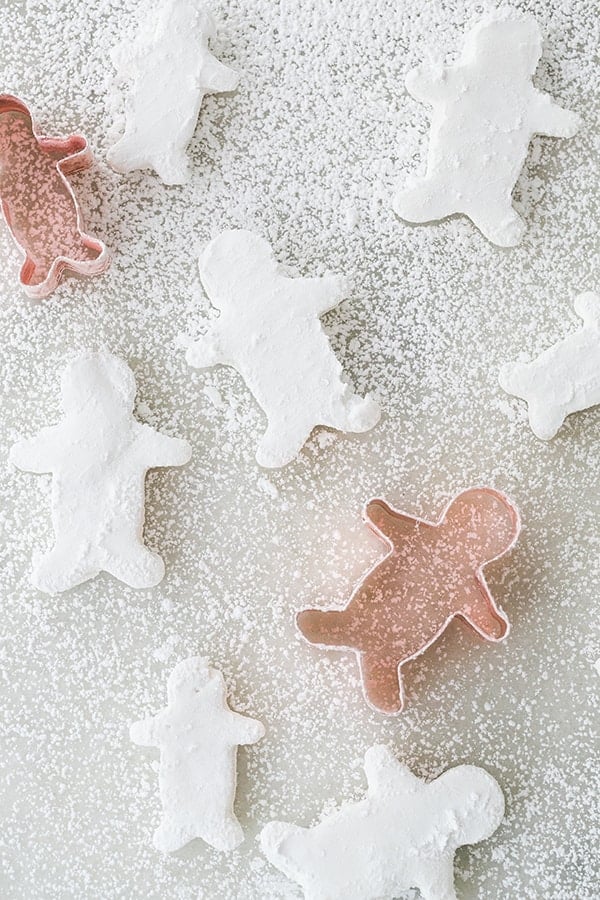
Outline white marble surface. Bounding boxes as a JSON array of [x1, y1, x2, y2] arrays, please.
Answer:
[[0, 1, 597, 898]]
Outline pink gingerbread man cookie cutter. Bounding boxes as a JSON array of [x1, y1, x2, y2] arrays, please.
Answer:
[[297, 488, 521, 715], [0, 95, 109, 299]]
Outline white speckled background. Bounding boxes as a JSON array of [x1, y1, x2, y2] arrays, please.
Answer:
[[0, 0, 598, 898]]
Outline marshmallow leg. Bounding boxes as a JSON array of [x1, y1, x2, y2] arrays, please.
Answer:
[[417, 861, 458, 900], [470, 201, 525, 247], [256, 421, 311, 468], [394, 177, 457, 224], [106, 135, 147, 174], [527, 401, 565, 440], [202, 818, 244, 852], [153, 150, 190, 187], [155, 815, 243, 853], [109, 136, 190, 185], [32, 542, 99, 594], [328, 395, 381, 435], [153, 817, 191, 854], [104, 544, 165, 589]]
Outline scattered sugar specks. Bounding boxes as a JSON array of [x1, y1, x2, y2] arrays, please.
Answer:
[[153, 634, 180, 663], [0, 0, 598, 899], [257, 477, 279, 500]]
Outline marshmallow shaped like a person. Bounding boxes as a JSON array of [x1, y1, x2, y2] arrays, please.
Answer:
[[107, 0, 239, 184], [261, 744, 505, 900], [499, 292, 600, 439], [185, 230, 381, 468], [10, 351, 191, 594], [394, 10, 580, 246], [131, 657, 265, 853]]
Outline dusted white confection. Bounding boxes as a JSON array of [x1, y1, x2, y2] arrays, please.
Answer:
[[395, 10, 580, 246], [107, 0, 239, 184], [130, 657, 264, 853], [185, 229, 380, 468], [10, 350, 191, 592], [261, 744, 504, 900], [499, 291, 600, 439]]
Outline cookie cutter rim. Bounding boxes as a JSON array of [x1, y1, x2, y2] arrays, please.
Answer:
[[296, 486, 521, 715], [0, 93, 110, 299]]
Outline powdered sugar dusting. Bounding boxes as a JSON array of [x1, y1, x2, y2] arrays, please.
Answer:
[[0, 0, 598, 898]]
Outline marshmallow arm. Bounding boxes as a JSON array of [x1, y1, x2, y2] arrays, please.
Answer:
[[186, 327, 228, 369], [291, 274, 347, 317], [200, 54, 239, 93], [137, 425, 192, 468], [130, 713, 161, 747], [364, 745, 422, 795], [531, 91, 581, 137], [225, 710, 265, 745], [10, 425, 62, 473], [406, 63, 459, 106]]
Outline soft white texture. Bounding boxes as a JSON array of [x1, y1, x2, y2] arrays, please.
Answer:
[[499, 292, 600, 439], [10, 350, 191, 593], [394, 9, 580, 246], [130, 657, 265, 853], [0, 2, 597, 897], [260, 744, 504, 900], [185, 229, 381, 467], [107, 0, 239, 184]]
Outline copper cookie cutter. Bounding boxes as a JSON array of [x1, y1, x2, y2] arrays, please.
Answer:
[[0, 94, 109, 298], [297, 487, 521, 714]]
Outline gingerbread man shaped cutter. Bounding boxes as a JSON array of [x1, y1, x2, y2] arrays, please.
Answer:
[[0, 94, 109, 299], [297, 487, 521, 714]]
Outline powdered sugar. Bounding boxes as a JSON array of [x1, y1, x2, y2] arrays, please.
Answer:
[[0, 0, 598, 898]]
